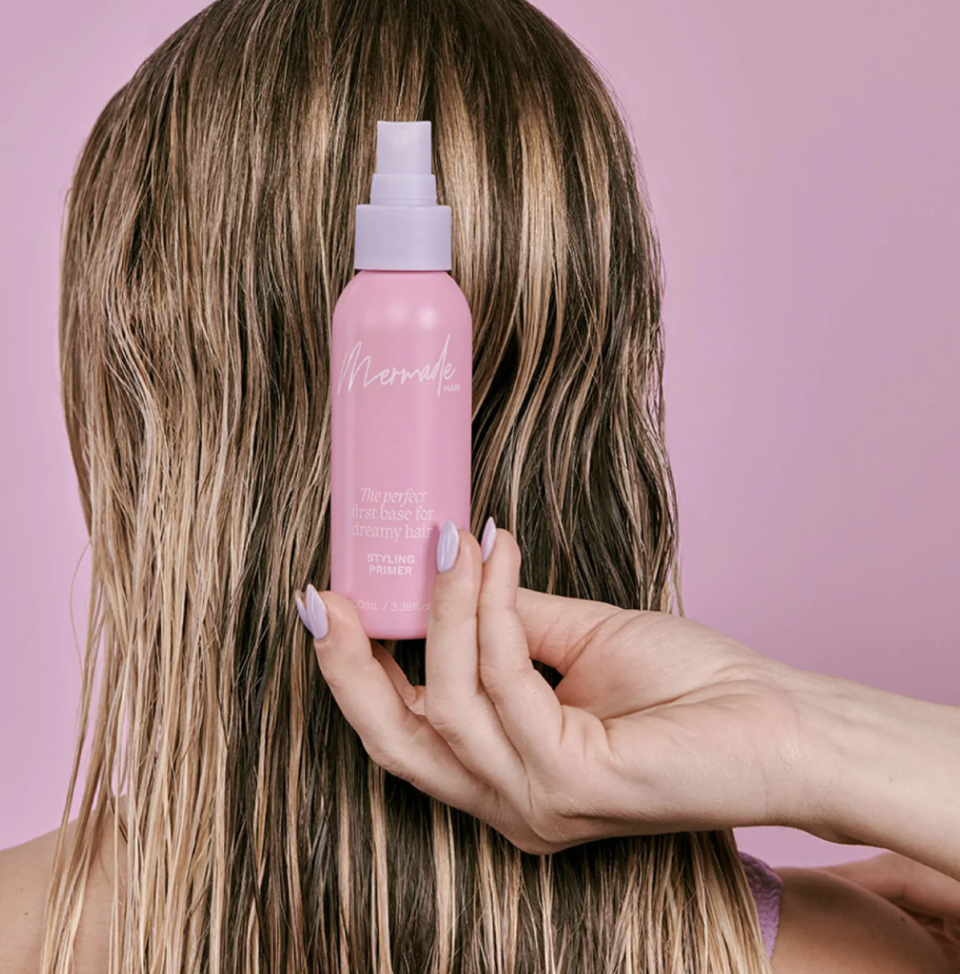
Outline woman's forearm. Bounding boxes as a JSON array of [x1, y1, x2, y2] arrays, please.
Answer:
[[779, 664, 960, 880]]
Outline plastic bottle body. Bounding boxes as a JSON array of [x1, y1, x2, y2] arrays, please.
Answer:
[[330, 269, 472, 639]]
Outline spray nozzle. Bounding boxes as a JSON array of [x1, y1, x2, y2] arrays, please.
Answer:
[[354, 119, 451, 270], [376, 121, 433, 174], [369, 120, 438, 206]]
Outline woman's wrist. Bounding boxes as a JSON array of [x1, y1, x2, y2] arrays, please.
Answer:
[[771, 660, 960, 880]]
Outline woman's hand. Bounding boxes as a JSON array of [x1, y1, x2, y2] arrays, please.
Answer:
[[825, 853, 960, 967], [300, 522, 814, 854]]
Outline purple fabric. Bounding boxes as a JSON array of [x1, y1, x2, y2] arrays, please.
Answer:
[[739, 851, 783, 958]]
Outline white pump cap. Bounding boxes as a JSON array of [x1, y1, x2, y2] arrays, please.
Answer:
[[354, 121, 452, 270]]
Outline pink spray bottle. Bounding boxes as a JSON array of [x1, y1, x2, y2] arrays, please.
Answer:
[[330, 120, 472, 640]]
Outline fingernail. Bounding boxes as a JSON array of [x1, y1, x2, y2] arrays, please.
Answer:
[[295, 584, 329, 640], [436, 518, 460, 572], [480, 516, 497, 563]]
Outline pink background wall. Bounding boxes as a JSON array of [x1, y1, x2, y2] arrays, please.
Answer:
[[1, 0, 957, 870]]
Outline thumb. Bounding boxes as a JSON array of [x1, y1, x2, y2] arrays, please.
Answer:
[[297, 585, 424, 746], [295, 585, 375, 692]]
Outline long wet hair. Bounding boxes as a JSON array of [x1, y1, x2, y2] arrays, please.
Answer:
[[45, 0, 771, 970]]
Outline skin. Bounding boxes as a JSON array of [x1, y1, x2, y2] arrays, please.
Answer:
[[824, 854, 960, 967], [2, 523, 958, 970], [0, 812, 122, 974], [773, 867, 954, 973]]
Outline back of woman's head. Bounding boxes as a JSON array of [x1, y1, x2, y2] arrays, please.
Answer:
[[49, 0, 770, 970]]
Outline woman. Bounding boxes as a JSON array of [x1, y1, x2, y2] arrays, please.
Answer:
[[0, 0, 952, 970]]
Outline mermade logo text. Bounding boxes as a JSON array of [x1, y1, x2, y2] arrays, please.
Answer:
[[337, 333, 460, 397]]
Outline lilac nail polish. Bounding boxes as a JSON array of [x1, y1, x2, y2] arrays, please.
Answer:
[[296, 584, 329, 640], [480, 516, 497, 562], [436, 518, 460, 572]]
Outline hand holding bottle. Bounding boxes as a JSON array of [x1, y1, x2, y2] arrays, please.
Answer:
[[302, 520, 821, 854], [300, 521, 960, 878]]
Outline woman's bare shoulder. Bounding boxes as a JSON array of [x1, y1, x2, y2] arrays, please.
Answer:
[[0, 801, 126, 974], [773, 866, 952, 974], [0, 821, 68, 973]]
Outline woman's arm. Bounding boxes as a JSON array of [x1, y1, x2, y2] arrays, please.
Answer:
[[778, 664, 960, 881], [304, 524, 960, 884]]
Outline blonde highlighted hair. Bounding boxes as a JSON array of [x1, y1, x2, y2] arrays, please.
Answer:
[[46, 0, 771, 970]]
